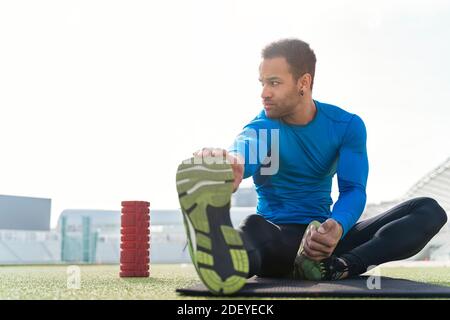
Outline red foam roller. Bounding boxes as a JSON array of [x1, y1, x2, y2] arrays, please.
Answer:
[[120, 231, 150, 237], [120, 271, 149, 277], [121, 215, 150, 227], [120, 248, 149, 255], [120, 264, 149, 272], [121, 212, 150, 220], [121, 215, 147, 227], [121, 235, 150, 242], [122, 223, 150, 230], [121, 215, 136, 227], [121, 201, 150, 207], [121, 249, 149, 258], [121, 207, 150, 214], [121, 242, 150, 249], [120, 256, 150, 264], [121, 226, 150, 234]]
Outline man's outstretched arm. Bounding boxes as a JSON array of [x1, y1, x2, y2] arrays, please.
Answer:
[[303, 114, 369, 261], [331, 114, 369, 238]]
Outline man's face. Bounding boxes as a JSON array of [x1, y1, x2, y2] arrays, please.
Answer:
[[259, 57, 300, 119]]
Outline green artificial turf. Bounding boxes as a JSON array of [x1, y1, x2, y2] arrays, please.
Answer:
[[0, 264, 449, 300]]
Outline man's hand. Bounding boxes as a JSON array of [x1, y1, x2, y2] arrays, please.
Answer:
[[193, 148, 244, 192], [303, 218, 343, 262]]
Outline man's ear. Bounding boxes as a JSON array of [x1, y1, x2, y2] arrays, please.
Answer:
[[299, 73, 312, 90]]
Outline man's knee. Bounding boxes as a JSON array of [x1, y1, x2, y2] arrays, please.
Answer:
[[412, 197, 448, 232], [238, 214, 279, 247], [239, 214, 276, 231], [239, 214, 265, 227]]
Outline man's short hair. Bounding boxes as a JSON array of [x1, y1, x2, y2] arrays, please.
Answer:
[[262, 39, 316, 90]]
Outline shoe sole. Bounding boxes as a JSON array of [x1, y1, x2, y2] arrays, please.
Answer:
[[176, 157, 249, 295], [294, 220, 323, 280]]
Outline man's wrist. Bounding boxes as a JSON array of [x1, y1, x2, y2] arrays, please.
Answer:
[[330, 218, 344, 239]]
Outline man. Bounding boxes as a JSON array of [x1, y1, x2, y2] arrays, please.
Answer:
[[175, 39, 448, 295]]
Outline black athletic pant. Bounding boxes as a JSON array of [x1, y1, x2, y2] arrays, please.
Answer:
[[237, 197, 448, 278]]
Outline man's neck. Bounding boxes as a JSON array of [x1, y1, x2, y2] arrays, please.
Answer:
[[282, 99, 317, 125]]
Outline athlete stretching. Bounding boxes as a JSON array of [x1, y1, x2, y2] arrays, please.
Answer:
[[175, 39, 448, 295]]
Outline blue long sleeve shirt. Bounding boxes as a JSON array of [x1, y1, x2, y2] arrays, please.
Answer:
[[228, 100, 369, 237]]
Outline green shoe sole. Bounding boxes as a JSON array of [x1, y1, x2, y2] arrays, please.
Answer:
[[294, 220, 324, 281], [176, 157, 249, 295]]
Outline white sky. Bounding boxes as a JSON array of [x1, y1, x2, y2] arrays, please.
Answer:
[[0, 0, 449, 228]]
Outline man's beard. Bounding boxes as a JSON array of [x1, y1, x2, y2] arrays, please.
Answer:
[[264, 102, 296, 119]]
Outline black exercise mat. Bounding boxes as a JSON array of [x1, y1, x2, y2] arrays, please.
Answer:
[[176, 276, 450, 298]]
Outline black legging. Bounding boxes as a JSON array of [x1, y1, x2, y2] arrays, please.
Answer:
[[237, 197, 448, 278]]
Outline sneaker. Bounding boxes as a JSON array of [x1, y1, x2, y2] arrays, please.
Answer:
[[293, 220, 348, 281], [176, 157, 249, 295]]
